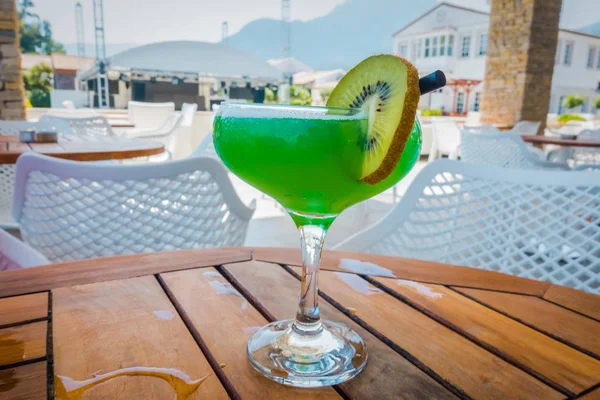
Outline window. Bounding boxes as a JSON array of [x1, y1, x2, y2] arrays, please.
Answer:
[[398, 44, 408, 58], [440, 36, 446, 56], [448, 35, 454, 56], [473, 92, 481, 112], [479, 34, 488, 56], [432, 37, 438, 57], [417, 39, 422, 58], [456, 92, 465, 113], [587, 47, 597, 69], [461, 36, 471, 58], [563, 41, 574, 66], [558, 95, 565, 114], [425, 38, 430, 58], [555, 41, 562, 65]]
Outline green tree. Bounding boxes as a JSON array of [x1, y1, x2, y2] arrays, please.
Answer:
[[562, 94, 585, 110], [18, 0, 65, 55], [320, 88, 332, 103], [23, 63, 52, 107], [290, 85, 312, 106]]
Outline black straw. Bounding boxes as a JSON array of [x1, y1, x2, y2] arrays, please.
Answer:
[[419, 70, 446, 95]]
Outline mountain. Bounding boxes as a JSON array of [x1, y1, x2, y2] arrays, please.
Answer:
[[62, 43, 139, 58], [577, 22, 600, 37], [225, 0, 437, 70]]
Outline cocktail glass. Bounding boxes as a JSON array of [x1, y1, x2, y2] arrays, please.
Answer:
[[213, 102, 421, 387]]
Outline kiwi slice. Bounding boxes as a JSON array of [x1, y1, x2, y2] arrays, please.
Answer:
[[327, 55, 420, 184]]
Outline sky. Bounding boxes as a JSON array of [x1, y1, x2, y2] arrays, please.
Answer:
[[33, 0, 600, 46]]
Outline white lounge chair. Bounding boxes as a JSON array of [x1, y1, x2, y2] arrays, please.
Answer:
[[509, 121, 541, 136], [40, 115, 115, 136], [461, 131, 568, 170], [0, 229, 49, 270], [547, 129, 600, 167], [428, 120, 461, 161], [335, 159, 600, 294], [127, 101, 175, 131], [0, 120, 73, 229], [13, 153, 255, 262]]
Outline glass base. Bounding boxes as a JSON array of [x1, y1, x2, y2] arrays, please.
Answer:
[[247, 319, 367, 387]]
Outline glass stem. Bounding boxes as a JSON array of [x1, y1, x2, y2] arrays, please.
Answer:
[[293, 224, 328, 335]]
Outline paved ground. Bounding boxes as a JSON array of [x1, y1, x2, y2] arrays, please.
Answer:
[[234, 160, 428, 249]]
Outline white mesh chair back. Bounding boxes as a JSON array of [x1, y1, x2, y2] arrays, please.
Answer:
[[13, 153, 255, 262], [461, 131, 568, 170], [335, 159, 600, 293], [0, 229, 49, 270], [510, 121, 541, 136], [128, 101, 175, 130], [40, 115, 115, 136], [181, 103, 198, 128], [462, 124, 499, 134], [0, 121, 73, 228]]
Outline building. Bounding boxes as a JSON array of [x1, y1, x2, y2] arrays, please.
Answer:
[[22, 53, 94, 90], [392, 2, 600, 115], [80, 41, 285, 110]]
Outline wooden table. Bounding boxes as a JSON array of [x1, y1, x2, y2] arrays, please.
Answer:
[[108, 120, 135, 128], [0, 248, 598, 400], [0, 134, 164, 163], [521, 135, 600, 148]]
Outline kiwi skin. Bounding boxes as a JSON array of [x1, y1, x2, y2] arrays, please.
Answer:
[[361, 55, 420, 185]]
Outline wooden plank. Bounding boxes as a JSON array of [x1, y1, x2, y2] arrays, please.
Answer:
[[160, 267, 341, 400], [222, 261, 459, 399], [543, 285, 600, 321], [454, 287, 600, 357], [578, 386, 600, 399], [0, 362, 47, 400], [253, 248, 550, 296], [0, 248, 251, 297], [299, 268, 563, 400], [0, 293, 47, 327], [0, 322, 46, 367], [52, 275, 228, 399], [6, 141, 31, 153], [372, 276, 600, 395]]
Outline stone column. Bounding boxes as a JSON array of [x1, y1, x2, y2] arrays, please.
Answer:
[[0, 0, 25, 120], [481, 0, 562, 132]]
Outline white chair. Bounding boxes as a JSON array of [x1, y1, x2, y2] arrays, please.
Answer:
[[13, 153, 255, 262], [47, 108, 98, 118], [547, 129, 600, 167], [335, 159, 600, 294], [192, 132, 219, 160], [0, 229, 49, 270], [0, 120, 73, 229], [123, 113, 183, 161], [461, 131, 568, 170], [127, 101, 175, 131], [509, 121, 541, 136], [62, 100, 75, 109], [171, 103, 198, 160], [462, 124, 499, 134], [428, 120, 461, 161], [40, 115, 115, 136]]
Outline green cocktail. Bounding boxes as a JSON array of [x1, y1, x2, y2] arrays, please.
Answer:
[[213, 104, 421, 227], [213, 102, 422, 388]]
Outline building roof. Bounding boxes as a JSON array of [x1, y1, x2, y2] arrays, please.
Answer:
[[51, 54, 95, 73], [21, 54, 51, 70], [105, 41, 283, 81], [21, 53, 95, 73], [393, 2, 600, 40], [293, 69, 345, 85], [267, 57, 314, 75]]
